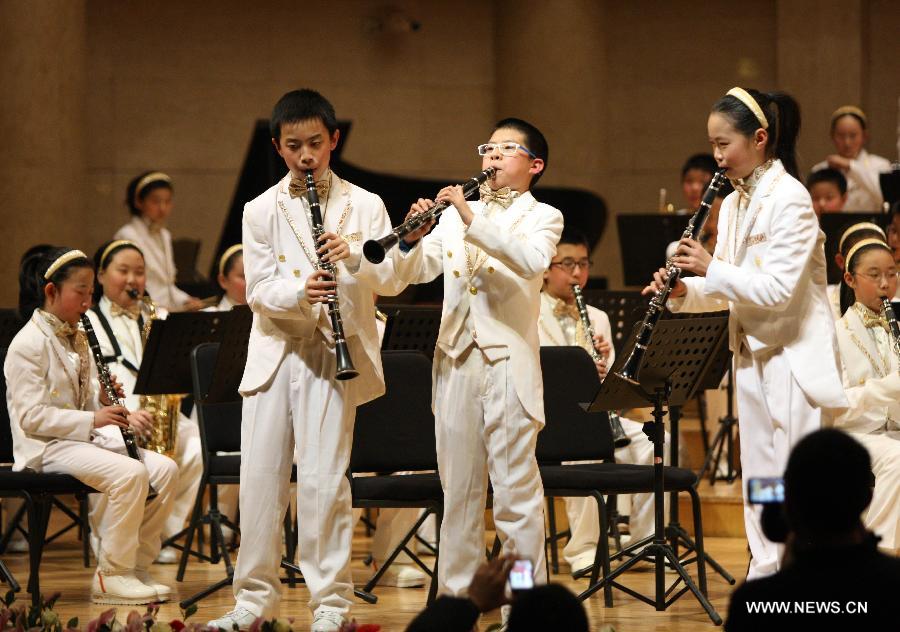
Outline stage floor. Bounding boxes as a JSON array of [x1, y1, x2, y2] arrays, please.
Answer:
[[1, 524, 749, 631]]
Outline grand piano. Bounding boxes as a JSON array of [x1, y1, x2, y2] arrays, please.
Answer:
[[210, 120, 610, 301]]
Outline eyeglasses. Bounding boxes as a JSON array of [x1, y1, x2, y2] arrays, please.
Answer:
[[476, 142, 536, 158], [854, 270, 900, 283], [550, 258, 592, 273]]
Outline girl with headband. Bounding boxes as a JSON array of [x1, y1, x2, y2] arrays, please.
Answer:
[[826, 222, 889, 318], [5, 246, 177, 604], [86, 240, 203, 564], [832, 237, 900, 553], [213, 244, 247, 311], [645, 87, 848, 580], [812, 106, 892, 211], [114, 171, 204, 312]]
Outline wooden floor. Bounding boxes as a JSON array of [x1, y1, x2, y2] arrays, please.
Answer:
[[1, 512, 749, 632]]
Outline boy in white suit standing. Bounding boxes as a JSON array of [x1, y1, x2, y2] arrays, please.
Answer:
[[394, 118, 563, 598], [208, 89, 405, 632], [646, 88, 848, 579]]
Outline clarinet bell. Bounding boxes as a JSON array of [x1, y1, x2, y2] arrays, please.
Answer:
[[335, 344, 359, 381]]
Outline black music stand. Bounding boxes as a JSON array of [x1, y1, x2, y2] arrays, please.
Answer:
[[617, 215, 693, 286], [382, 306, 442, 356], [880, 170, 900, 209], [133, 309, 251, 397], [585, 317, 729, 624]]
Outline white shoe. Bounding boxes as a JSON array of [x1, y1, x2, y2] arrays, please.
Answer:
[[155, 547, 179, 564], [311, 609, 346, 632], [207, 607, 258, 631], [135, 569, 172, 601], [568, 550, 597, 577], [91, 571, 158, 605], [6, 537, 28, 553], [374, 563, 426, 588]]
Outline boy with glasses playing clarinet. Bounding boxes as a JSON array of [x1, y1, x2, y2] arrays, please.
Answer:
[[393, 118, 563, 610]]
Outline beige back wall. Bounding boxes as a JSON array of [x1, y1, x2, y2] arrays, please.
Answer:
[[2, 0, 898, 307]]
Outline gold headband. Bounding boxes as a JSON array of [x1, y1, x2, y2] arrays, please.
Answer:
[[44, 249, 88, 280], [100, 240, 142, 269], [845, 238, 891, 272], [726, 87, 768, 130], [831, 105, 867, 125], [135, 171, 172, 199], [218, 244, 243, 277], [838, 222, 886, 253]]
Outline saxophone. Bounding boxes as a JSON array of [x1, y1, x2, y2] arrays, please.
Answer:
[[138, 294, 181, 458]]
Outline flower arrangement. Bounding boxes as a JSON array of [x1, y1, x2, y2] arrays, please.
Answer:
[[0, 592, 379, 632]]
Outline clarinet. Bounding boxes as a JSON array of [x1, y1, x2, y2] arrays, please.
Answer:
[[881, 297, 900, 364], [363, 167, 496, 264], [572, 284, 631, 448], [80, 314, 158, 500], [304, 171, 359, 380], [616, 170, 727, 385]]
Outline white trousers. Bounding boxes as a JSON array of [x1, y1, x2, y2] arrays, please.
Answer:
[[852, 431, 900, 551], [735, 346, 821, 579], [434, 347, 546, 597], [563, 417, 669, 567], [233, 336, 357, 619], [43, 438, 178, 573], [163, 413, 203, 537]]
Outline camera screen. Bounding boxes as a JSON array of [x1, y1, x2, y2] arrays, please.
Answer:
[[509, 559, 534, 591], [748, 477, 785, 504]]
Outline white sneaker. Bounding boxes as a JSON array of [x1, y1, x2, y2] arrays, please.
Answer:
[[207, 607, 258, 631], [310, 609, 346, 632], [568, 550, 597, 577], [374, 563, 426, 588], [155, 547, 179, 564], [135, 569, 172, 601], [6, 537, 28, 553], [91, 571, 158, 605]]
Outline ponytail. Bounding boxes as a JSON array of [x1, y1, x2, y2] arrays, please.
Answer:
[[18, 246, 93, 319], [712, 89, 802, 178]]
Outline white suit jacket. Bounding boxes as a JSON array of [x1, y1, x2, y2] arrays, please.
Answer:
[[4, 312, 101, 471], [812, 149, 892, 212], [537, 291, 614, 365], [115, 217, 192, 311], [392, 192, 564, 420], [239, 172, 406, 405], [670, 160, 847, 410], [833, 306, 900, 435]]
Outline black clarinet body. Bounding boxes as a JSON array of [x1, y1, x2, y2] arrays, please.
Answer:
[[571, 284, 631, 448], [304, 171, 359, 381], [80, 314, 158, 500], [616, 169, 727, 385], [362, 167, 496, 264]]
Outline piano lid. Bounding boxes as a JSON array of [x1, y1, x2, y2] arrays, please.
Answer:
[[211, 121, 609, 297]]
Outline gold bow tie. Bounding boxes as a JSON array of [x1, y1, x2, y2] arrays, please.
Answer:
[[53, 321, 88, 351], [860, 310, 889, 332], [553, 299, 580, 321], [288, 174, 331, 200], [479, 182, 515, 209], [110, 302, 141, 320]]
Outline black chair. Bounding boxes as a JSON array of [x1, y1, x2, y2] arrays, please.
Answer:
[[350, 350, 443, 603], [536, 347, 709, 607], [0, 347, 96, 607]]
